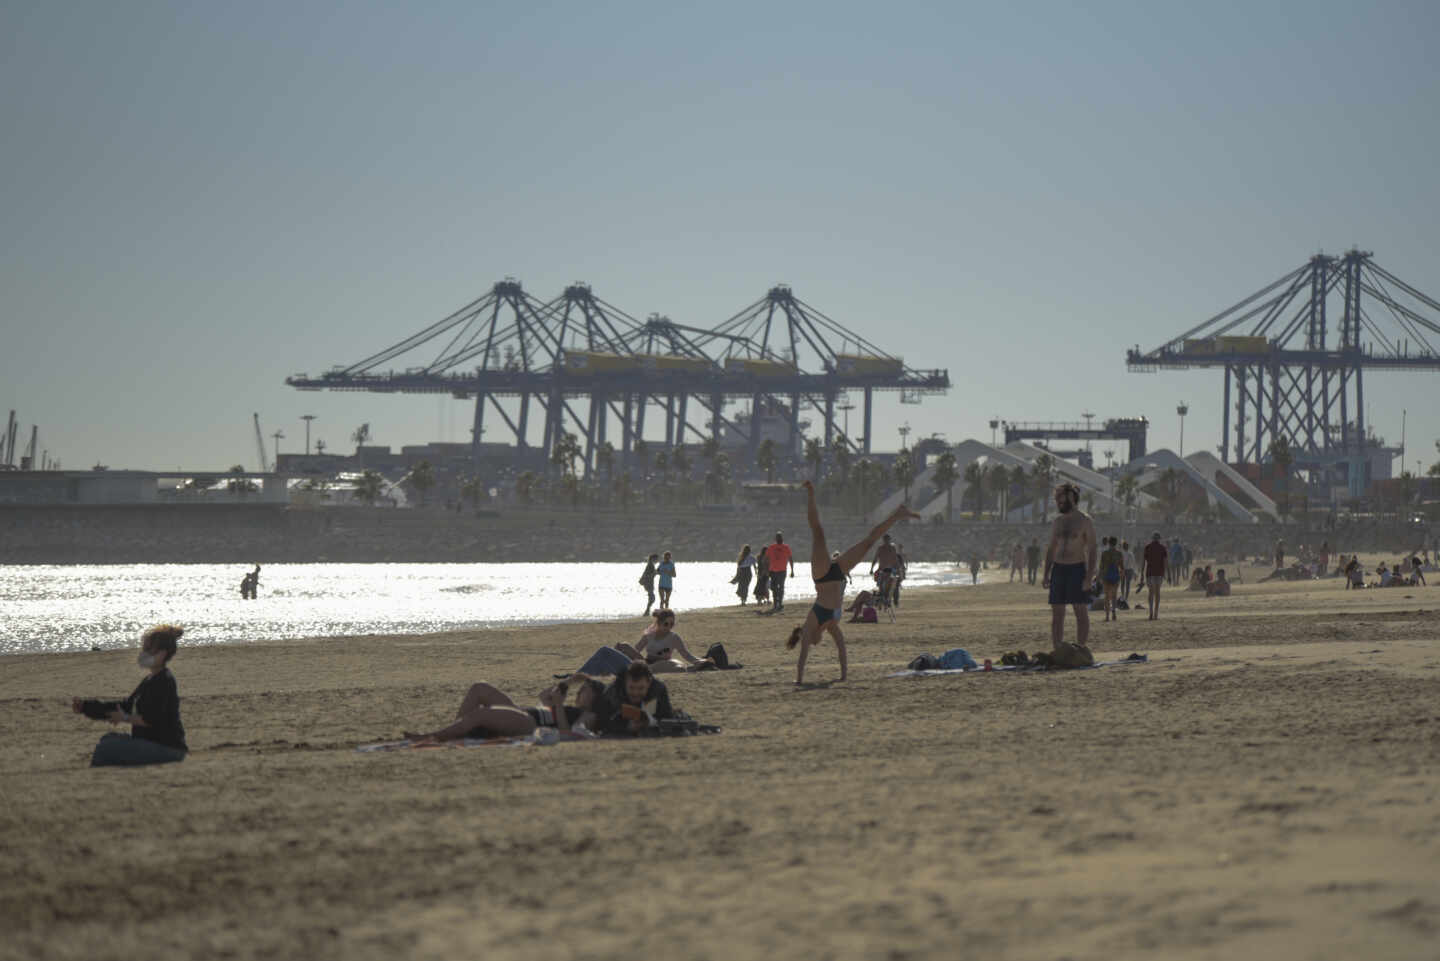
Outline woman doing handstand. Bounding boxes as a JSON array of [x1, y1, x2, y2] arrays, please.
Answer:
[[787, 480, 920, 685]]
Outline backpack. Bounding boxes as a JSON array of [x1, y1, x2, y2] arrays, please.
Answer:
[[907, 654, 943, 671], [704, 643, 730, 669], [859, 605, 878, 623]]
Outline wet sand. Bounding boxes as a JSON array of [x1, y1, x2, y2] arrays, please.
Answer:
[[4, 566, 1439, 961]]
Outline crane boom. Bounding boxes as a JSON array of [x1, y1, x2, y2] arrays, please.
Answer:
[[253, 413, 269, 472]]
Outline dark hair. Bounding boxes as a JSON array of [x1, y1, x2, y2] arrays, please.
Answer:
[[737, 544, 751, 563], [625, 661, 653, 682], [572, 674, 606, 706], [142, 624, 183, 663], [653, 608, 675, 625], [1055, 482, 1080, 501], [786, 625, 803, 649]]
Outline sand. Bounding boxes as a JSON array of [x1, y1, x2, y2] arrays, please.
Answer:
[[3, 566, 1439, 961]]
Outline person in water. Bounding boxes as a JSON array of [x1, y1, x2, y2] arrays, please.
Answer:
[[72, 624, 188, 767], [787, 480, 920, 685]]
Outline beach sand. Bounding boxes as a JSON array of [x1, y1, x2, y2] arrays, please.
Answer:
[[3, 567, 1439, 961]]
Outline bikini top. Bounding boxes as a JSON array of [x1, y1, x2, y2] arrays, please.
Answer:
[[815, 562, 845, 585]]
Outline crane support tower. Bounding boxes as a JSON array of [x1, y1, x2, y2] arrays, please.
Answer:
[[286, 279, 949, 474], [1127, 249, 1440, 495]]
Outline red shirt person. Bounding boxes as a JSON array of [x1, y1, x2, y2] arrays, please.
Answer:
[[1141, 532, 1168, 621], [765, 532, 796, 613]]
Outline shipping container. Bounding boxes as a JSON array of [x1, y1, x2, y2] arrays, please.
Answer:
[[644, 354, 714, 374], [835, 353, 905, 375], [562, 350, 642, 372], [724, 357, 797, 377], [1216, 335, 1270, 354], [1183, 338, 1216, 355]]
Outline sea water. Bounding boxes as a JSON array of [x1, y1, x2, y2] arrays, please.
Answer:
[[0, 562, 979, 655]]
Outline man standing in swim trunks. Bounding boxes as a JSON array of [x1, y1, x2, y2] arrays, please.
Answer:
[[766, 531, 794, 613], [869, 534, 901, 603], [1041, 483, 1097, 656]]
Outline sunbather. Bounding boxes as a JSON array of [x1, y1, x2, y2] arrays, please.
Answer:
[[403, 675, 605, 743], [617, 609, 714, 673], [787, 480, 919, 685]]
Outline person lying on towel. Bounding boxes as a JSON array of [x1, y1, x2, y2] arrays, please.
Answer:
[[403, 675, 606, 743]]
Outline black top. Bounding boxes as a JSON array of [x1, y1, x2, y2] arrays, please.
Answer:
[[81, 669, 187, 752], [639, 561, 657, 588], [814, 562, 845, 585], [594, 677, 675, 735]]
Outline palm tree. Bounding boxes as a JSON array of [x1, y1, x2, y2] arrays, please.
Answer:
[[596, 441, 616, 483], [963, 461, 987, 520], [892, 448, 916, 505], [460, 475, 486, 510], [756, 438, 777, 483], [351, 423, 371, 452], [406, 460, 435, 507], [832, 435, 853, 485], [515, 470, 539, 505], [804, 437, 824, 481], [989, 465, 1011, 521], [671, 446, 691, 480], [1031, 454, 1055, 521], [1115, 472, 1139, 518], [1268, 437, 1294, 517], [932, 451, 959, 522], [355, 469, 384, 506]]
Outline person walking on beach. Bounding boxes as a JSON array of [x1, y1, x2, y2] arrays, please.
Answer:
[[1120, 539, 1135, 602], [656, 551, 677, 609], [1143, 532, 1168, 620], [1010, 543, 1024, 582], [71, 624, 188, 767], [1042, 483, 1097, 664], [1098, 536, 1125, 622], [787, 480, 919, 685], [893, 542, 908, 607], [733, 544, 755, 604], [766, 531, 794, 613], [639, 554, 658, 616], [753, 545, 771, 605], [1026, 539, 1041, 584]]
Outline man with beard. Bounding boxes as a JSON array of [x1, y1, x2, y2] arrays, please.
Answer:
[[1041, 483, 1098, 666]]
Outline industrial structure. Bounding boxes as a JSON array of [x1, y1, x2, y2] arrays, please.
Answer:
[[999, 417, 1150, 467], [287, 280, 949, 473], [1127, 249, 1440, 497]]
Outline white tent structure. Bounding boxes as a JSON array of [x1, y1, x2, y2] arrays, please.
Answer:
[[1183, 450, 1280, 520], [1117, 448, 1267, 523]]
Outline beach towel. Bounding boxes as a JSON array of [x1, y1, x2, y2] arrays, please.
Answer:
[[887, 654, 1149, 678], [357, 719, 722, 752], [356, 729, 594, 753]]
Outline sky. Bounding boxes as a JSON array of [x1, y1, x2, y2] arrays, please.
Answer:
[[3, 0, 1439, 475]]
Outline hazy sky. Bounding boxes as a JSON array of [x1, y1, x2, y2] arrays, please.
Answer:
[[4, 0, 1439, 474]]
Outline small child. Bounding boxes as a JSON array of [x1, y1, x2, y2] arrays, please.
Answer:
[[72, 624, 188, 767]]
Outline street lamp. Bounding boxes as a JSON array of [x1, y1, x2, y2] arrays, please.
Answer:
[[989, 417, 999, 447], [271, 430, 285, 470], [301, 415, 317, 456], [1176, 402, 1189, 457]]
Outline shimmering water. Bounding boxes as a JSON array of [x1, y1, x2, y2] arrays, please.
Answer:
[[0, 562, 977, 655]]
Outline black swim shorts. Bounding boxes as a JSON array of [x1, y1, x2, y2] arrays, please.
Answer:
[[1048, 561, 1089, 605]]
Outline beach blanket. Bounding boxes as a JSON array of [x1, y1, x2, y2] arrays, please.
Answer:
[[887, 654, 1149, 678], [357, 718, 722, 753]]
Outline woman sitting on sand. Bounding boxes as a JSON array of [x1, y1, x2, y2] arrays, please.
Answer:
[[403, 674, 606, 743], [71, 624, 189, 767], [619, 609, 714, 673], [786, 480, 920, 685], [571, 610, 714, 676]]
